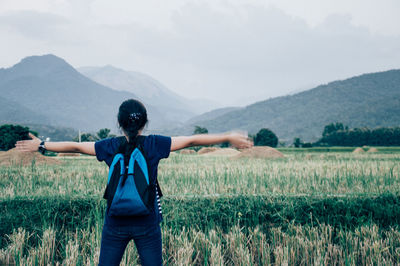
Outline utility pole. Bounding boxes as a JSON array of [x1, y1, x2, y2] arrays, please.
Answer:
[[79, 129, 81, 143]]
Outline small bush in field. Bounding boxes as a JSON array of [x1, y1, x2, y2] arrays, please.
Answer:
[[254, 128, 278, 147]]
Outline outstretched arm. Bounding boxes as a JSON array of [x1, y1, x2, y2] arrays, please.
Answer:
[[16, 133, 96, 156], [171, 132, 253, 151]]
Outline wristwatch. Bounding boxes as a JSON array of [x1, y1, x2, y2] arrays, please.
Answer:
[[38, 141, 46, 155]]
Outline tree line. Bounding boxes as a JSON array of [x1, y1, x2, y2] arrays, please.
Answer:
[[2, 122, 399, 151], [316, 123, 400, 147], [0, 124, 115, 151], [293, 122, 400, 147], [197, 123, 400, 148]]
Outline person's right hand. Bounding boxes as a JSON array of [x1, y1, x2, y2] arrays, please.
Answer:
[[15, 133, 41, 152]]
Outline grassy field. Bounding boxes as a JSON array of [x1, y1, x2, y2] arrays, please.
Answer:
[[277, 146, 400, 153], [1, 151, 399, 265]]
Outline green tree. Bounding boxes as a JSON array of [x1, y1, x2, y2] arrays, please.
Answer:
[[97, 128, 111, 140], [322, 122, 347, 137], [254, 128, 278, 147], [278, 140, 287, 147], [301, 142, 312, 148], [193, 126, 208, 135], [293, 137, 302, 148], [81, 133, 97, 142], [219, 142, 230, 148], [73, 133, 97, 142], [0, 124, 38, 151]]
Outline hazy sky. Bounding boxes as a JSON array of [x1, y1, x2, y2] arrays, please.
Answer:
[[1, 0, 400, 106]]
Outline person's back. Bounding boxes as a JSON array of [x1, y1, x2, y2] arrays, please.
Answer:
[[96, 133, 170, 265]]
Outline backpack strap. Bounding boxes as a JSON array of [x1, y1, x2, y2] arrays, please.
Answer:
[[103, 136, 135, 204], [135, 136, 163, 198]]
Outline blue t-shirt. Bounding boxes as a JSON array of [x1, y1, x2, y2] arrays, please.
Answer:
[[95, 134, 171, 226]]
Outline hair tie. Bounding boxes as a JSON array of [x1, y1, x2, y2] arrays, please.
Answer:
[[129, 112, 141, 122]]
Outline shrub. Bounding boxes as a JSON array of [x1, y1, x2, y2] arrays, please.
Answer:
[[254, 128, 278, 147], [193, 126, 208, 135], [0, 124, 37, 151]]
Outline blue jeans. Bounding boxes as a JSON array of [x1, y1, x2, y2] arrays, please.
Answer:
[[98, 222, 162, 266]]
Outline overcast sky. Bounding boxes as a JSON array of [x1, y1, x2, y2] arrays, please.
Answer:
[[1, 0, 400, 106]]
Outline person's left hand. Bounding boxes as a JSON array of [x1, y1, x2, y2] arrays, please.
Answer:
[[15, 133, 41, 152], [228, 132, 253, 149]]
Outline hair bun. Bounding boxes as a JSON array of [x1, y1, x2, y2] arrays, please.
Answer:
[[129, 112, 141, 122]]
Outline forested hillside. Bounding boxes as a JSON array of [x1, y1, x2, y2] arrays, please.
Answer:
[[0, 96, 51, 125], [183, 70, 400, 141]]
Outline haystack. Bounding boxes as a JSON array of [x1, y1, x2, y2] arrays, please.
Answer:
[[353, 147, 365, 153], [202, 148, 241, 157], [57, 153, 80, 157], [367, 147, 378, 153], [180, 149, 196, 155], [0, 148, 60, 166], [234, 146, 284, 159], [197, 147, 220, 154]]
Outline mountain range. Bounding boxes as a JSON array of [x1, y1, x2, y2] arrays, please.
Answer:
[[176, 70, 400, 141], [1, 54, 399, 142], [0, 55, 197, 133]]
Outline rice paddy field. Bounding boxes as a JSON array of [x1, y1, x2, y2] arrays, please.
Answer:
[[1, 150, 400, 265]]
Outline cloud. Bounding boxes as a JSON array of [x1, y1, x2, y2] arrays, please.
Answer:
[[0, 2, 399, 106], [117, 3, 400, 104], [0, 10, 68, 39]]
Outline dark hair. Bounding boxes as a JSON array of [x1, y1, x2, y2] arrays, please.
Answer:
[[118, 99, 148, 144]]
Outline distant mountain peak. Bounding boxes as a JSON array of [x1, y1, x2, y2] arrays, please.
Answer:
[[17, 54, 70, 68], [8, 54, 77, 78], [20, 54, 65, 63]]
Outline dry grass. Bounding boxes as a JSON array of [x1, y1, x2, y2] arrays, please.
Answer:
[[197, 147, 220, 154], [200, 148, 241, 157], [235, 146, 284, 159], [179, 149, 196, 155], [1, 224, 399, 265], [57, 153, 80, 157], [0, 149, 60, 166], [1, 153, 399, 198], [352, 147, 365, 153], [367, 147, 379, 153]]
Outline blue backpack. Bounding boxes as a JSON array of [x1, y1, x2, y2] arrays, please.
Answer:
[[103, 136, 162, 216]]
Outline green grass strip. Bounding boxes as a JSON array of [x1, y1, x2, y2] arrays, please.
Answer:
[[1, 194, 399, 248]]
